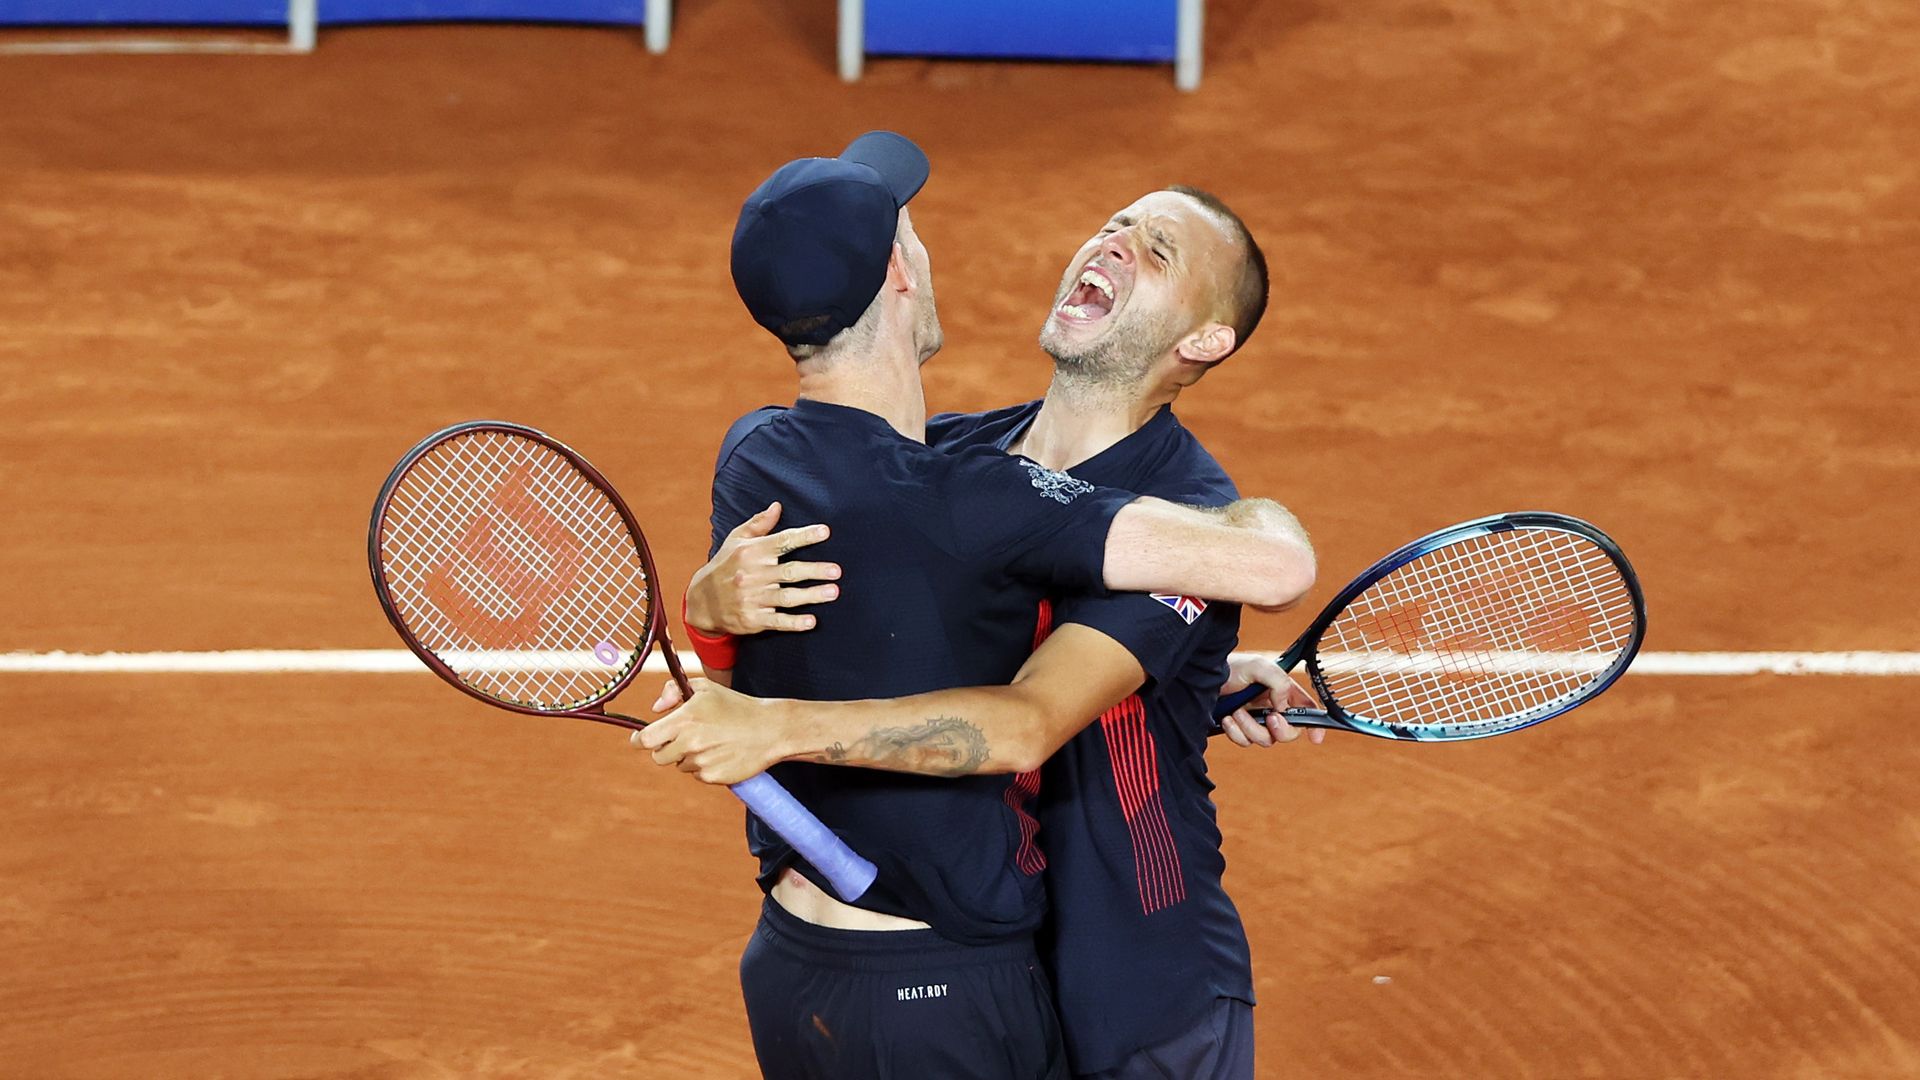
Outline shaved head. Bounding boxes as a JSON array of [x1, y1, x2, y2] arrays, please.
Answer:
[[1165, 185, 1267, 356]]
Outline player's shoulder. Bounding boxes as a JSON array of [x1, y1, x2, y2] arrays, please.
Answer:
[[1141, 410, 1238, 504], [890, 439, 1096, 517], [715, 405, 788, 473], [899, 436, 1017, 485], [928, 399, 1043, 452]]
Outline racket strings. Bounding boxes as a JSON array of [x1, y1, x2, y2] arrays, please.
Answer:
[[379, 430, 653, 709], [400, 437, 646, 657], [1347, 533, 1634, 726], [386, 435, 645, 706], [386, 440, 608, 701], [1315, 528, 1637, 731]]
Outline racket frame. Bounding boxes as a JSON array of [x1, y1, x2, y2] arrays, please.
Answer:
[[1222, 511, 1646, 742], [369, 419, 881, 903], [367, 419, 692, 728]]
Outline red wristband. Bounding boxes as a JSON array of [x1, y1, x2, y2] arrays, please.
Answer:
[[681, 595, 738, 670]]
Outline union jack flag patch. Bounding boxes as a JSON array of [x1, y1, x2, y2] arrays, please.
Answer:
[[1149, 593, 1208, 624]]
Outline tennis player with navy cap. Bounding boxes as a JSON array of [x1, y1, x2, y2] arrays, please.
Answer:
[[649, 133, 1312, 1080]]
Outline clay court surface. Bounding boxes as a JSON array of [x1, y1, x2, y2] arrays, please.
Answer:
[[3, 1, 1917, 1076]]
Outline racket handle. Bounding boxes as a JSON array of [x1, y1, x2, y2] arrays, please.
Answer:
[[1246, 708, 1343, 730], [1209, 707, 1345, 738], [1213, 684, 1266, 719], [729, 772, 879, 902]]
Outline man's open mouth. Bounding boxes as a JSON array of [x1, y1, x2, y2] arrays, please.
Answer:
[[1056, 264, 1117, 323]]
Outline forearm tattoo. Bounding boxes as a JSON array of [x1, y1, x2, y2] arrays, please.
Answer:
[[814, 716, 991, 777]]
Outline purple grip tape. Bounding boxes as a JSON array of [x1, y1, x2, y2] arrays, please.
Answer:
[[728, 772, 878, 902]]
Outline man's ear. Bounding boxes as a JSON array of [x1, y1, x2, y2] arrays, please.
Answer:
[[885, 241, 914, 293], [1176, 322, 1237, 365]]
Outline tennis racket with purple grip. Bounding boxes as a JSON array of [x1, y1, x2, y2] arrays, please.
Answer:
[[369, 420, 878, 900]]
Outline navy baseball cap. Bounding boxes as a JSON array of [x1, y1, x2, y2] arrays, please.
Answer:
[[731, 131, 930, 346]]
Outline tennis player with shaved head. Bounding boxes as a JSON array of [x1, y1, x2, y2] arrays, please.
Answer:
[[645, 133, 1313, 1080]]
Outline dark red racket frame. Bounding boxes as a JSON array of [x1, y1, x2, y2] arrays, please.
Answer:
[[367, 419, 691, 731]]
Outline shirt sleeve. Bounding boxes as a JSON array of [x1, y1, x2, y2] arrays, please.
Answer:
[[894, 446, 1136, 594], [709, 407, 785, 557], [709, 439, 767, 556], [1052, 591, 1235, 687], [1051, 461, 1243, 686], [709, 473, 754, 559]]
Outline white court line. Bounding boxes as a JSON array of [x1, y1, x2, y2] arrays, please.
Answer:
[[0, 650, 1918, 675]]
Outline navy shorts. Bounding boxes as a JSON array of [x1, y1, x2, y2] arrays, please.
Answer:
[[1075, 997, 1254, 1080], [740, 898, 1068, 1080]]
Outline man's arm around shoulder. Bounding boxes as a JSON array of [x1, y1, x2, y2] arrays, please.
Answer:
[[1103, 496, 1316, 611]]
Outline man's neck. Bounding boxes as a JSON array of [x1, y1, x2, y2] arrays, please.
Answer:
[[794, 345, 928, 443], [1013, 371, 1176, 471]]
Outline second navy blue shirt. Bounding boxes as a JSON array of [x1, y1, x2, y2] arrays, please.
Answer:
[[930, 400, 1257, 1075]]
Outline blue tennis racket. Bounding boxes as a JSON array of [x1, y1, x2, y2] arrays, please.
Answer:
[[1216, 512, 1645, 741]]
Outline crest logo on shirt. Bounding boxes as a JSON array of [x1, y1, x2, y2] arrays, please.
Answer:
[[1023, 461, 1094, 504], [1150, 593, 1208, 624]]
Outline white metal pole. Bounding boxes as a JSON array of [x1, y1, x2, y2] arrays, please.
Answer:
[[289, 0, 317, 52], [645, 0, 670, 53], [1175, 0, 1202, 91], [838, 0, 864, 82]]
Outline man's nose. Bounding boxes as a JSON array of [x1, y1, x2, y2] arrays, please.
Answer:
[[1100, 233, 1135, 268]]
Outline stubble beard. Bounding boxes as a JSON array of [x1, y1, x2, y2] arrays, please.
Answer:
[[1038, 303, 1181, 392]]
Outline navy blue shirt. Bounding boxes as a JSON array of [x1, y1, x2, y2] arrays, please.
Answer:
[[711, 398, 1137, 945], [929, 401, 1256, 1075]]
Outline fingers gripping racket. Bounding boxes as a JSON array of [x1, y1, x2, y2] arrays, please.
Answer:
[[1216, 512, 1646, 742], [369, 420, 878, 901]]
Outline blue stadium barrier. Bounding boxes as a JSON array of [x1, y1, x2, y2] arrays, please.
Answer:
[[0, 1, 643, 24], [841, 0, 1202, 89], [0, 2, 289, 22], [321, 0, 643, 22], [866, 0, 1173, 63], [0, 1, 667, 54]]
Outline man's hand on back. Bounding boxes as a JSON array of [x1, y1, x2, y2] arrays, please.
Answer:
[[686, 501, 842, 635]]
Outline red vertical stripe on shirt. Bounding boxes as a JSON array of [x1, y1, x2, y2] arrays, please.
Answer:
[[1100, 695, 1187, 914], [1030, 597, 1184, 911], [1000, 598, 1057, 876], [1003, 767, 1046, 874]]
